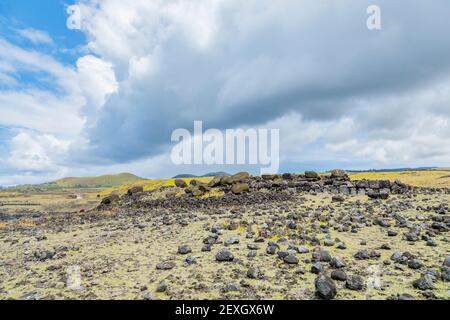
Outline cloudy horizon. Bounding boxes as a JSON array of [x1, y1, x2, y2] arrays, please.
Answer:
[[1, 0, 450, 186]]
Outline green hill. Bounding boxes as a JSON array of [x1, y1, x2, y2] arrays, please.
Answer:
[[53, 173, 144, 188]]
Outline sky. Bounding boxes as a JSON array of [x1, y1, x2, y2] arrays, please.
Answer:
[[0, 0, 450, 186]]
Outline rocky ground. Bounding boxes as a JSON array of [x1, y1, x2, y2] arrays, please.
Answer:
[[0, 170, 449, 300]]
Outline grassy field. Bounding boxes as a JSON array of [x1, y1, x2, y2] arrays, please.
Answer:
[[52, 173, 143, 188], [349, 170, 450, 188], [98, 177, 214, 197]]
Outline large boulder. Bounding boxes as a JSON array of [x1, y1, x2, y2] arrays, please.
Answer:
[[127, 186, 143, 196], [262, 174, 278, 181], [330, 169, 349, 180], [315, 275, 337, 300], [208, 176, 223, 188], [101, 194, 120, 205], [175, 179, 188, 188], [231, 183, 250, 194], [368, 190, 389, 200], [231, 172, 250, 183], [191, 186, 205, 197], [305, 171, 320, 179]]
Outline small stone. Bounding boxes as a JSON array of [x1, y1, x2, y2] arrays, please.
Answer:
[[216, 249, 234, 262], [247, 266, 261, 279], [184, 256, 197, 265], [336, 242, 347, 250], [311, 262, 323, 274], [156, 280, 167, 293], [407, 259, 423, 270], [202, 244, 212, 252], [387, 230, 398, 237], [354, 250, 370, 260], [443, 256, 450, 268], [297, 246, 310, 254], [178, 245, 192, 255], [346, 275, 365, 291], [283, 254, 299, 265], [224, 237, 240, 246], [330, 257, 346, 269], [156, 261, 175, 270], [331, 270, 347, 281], [266, 246, 277, 255]]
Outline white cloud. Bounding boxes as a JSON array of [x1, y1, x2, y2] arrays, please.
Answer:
[[7, 132, 70, 172], [76, 55, 118, 114], [17, 28, 54, 45]]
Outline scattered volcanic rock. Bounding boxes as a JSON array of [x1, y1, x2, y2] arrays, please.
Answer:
[[216, 249, 234, 262], [412, 275, 435, 290], [178, 245, 192, 255], [175, 179, 188, 188], [156, 261, 176, 270], [101, 194, 120, 205], [315, 275, 337, 300], [346, 275, 365, 291], [231, 183, 250, 194], [127, 186, 143, 196]]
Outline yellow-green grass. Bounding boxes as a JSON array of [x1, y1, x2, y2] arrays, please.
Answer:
[[349, 170, 450, 188], [99, 177, 214, 196], [54, 173, 142, 188]]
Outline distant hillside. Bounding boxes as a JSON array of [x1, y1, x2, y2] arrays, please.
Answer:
[[173, 172, 230, 179], [5, 173, 144, 191], [53, 173, 143, 188], [347, 167, 438, 173]]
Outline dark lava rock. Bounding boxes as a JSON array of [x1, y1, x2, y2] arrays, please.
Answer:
[[311, 262, 323, 274], [354, 250, 370, 260], [312, 250, 332, 262], [156, 261, 176, 270], [231, 183, 250, 194], [331, 270, 347, 281], [305, 171, 319, 179], [407, 259, 423, 270], [277, 250, 290, 259], [315, 275, 337, 300], [33, 250, 55, 262], [330, 256, 346, 269], [283, 254, 299, 265], [332, 195, 345, 203], [175, 179, 188, 188], [266, 246, 277, 255], [405, 232, 419, 242], [330, 169, 348, 180], [443, 256, 450, 268], [247, 266, 261, 279], [178, 245, 192, 255], [387, 230, 398, 237], [101, 194, 120, 205], [224, 237, 240, 246], [202, 244, 212, 252], [346, 275, 365, 291], [222, 283, 241, 293], [412, 275, 434, 290], [441, 267, 450, 282], [184, 256, 197, 265], [156, 280, 167, 293], [216, 249, 234, 262], [368, 191, 389, 200], [127, 186, 143, 196]]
